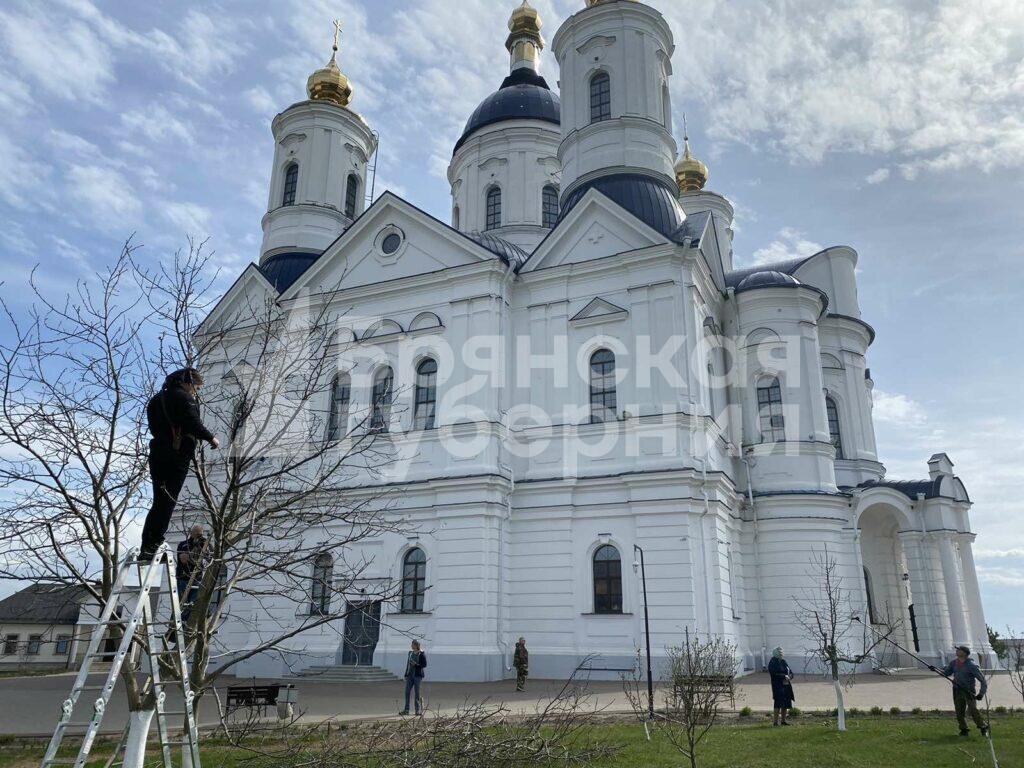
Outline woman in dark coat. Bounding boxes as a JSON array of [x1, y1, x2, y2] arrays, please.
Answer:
[[768, 646, 795, 726]]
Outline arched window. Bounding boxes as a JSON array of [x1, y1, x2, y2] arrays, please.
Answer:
[[310, 553, 333, 615], [590, 72, 611, 123], [344, 174, 359, 218], [452, 205, 460, 230], [593, 544, 623, 614], [371, 367, 394, 433], [401, 548, 426, 613], [863, 567, 878, 625], [542, 184, 560, 228], [756, 377, 785, 442], [589, 348, 617, 424], [485, 186, 502, 230], [413, 358, 438, 430], [325, 372, 351, 443], [282, 162, 299, 206], [826, 396, 844, 459]]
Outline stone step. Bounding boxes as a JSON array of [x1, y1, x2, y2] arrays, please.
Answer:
[[293, 664, 400, 683]]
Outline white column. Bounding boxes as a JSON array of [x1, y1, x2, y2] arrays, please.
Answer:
[[957, 534, 995, 662], [898, 532, 944, 659], [937, 534, 970, 646]]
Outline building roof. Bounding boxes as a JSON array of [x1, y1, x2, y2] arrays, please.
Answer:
[[464, 231, 530, 268], [725, 254, 819, 289], [735, 269, 802, 293], [454, 68, 561, 153], [856, 478, 944, 500], [258, 251, 321, 293], [559, 173, 689, 244], [0, 583, 89, 625]]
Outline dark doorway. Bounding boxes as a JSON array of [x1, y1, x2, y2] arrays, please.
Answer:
[[341, 601, 381, 666]]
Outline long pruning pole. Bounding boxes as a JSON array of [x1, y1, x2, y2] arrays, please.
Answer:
[[853, 617, 999, 768]]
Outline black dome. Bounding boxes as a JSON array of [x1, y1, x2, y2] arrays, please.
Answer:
[[454, 68, 561, 153], [258, 251, 320, 293], [559, 174, 687, 243], [736, 270, 801, 292]]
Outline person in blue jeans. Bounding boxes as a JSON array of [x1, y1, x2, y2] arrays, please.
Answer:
[[399, 640, 427, 716]]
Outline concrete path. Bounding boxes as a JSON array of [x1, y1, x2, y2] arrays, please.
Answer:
[[1, 669, 1019, 737]]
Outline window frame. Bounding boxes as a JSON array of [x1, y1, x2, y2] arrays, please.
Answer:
[[370, 366, 394, 433], [589, 348, 617, 424], [593, 544, 623, 614], [310, 553, 333, 616], [325, 372, 351, 443], [282, 162, 299, 207], [26, 634, 42, 656], [2, 634, 18, 655], [756, 377, 785, 443], [485, 186, 502, 230], [344, 174, 359, 218], [55, 634, 70, 656], [590, 71, 612, 123], [413, 358, 438, 431], [542, 184, 560, 228], [826, 395, 844, 459], [401, 548, 427, 614]]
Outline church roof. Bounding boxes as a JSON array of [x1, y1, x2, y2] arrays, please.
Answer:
[[856, 478, 945, 500], [559, 173, 689, 244], [725, 254, 818, 289], [454, 68, 561, 153], [258, 251, 321, 293], [464, 231, 530, 268], [0, 583, 89, 625], [735, 270, 801, 292]]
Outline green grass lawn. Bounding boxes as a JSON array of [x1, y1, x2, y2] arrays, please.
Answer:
[[1, 716, 1020, 768]]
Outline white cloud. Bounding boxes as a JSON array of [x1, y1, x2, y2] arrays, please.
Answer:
[[865, 168, 890, 184], [65, 164, 142, 227], [747, 227, 823, 267], [244, 87, 277, 115], [871, 390, 928, 426], [121, 105, 195, 146], [975, 548, 1024, 559], [163, 202, 212, 234], [976, 564, 1024, 588]]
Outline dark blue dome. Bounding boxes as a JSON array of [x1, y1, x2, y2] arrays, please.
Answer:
[[258, 251, 320, 293], [559, 174, 687, 243], [736, 270, 801, 292], [454, 68, 561, 153]]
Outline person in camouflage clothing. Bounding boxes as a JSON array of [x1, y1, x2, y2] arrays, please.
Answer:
[[513, 637, 529, 692]]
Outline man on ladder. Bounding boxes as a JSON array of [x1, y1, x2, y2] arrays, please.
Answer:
[[140, 368, 218, 561]]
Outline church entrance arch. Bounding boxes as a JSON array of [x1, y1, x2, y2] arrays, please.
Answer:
[[858, 505, 917, 666], [341, 601, 382, 666]]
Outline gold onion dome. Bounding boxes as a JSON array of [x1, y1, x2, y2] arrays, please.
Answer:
[[507, 1, 543, 50], [307, 22, 353, 108], [585, 0, 636, 6], [675, 132, 709, 193]]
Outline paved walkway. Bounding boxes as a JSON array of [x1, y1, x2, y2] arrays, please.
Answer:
[[0, 670, 1019, 737]]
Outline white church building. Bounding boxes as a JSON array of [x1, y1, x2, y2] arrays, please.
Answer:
[[203, 0, 992, 681]]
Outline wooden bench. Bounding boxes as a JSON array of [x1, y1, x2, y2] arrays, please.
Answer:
[[225, 683, 295, 718]]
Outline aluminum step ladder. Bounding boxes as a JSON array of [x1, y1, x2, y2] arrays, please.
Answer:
[[40, 544, 202, 768]]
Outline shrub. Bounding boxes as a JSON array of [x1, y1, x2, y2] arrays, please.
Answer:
[[890, 707, 901, 716], [994, 706, 1007, 714], [848, 708, 861, 716], [912, 707, 923, 715], [789, 708, 801, 718], [870, 706, 883, 716], [739, 706, 752, 717]]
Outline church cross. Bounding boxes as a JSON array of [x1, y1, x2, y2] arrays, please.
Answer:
[[332, 19, 342, 53]]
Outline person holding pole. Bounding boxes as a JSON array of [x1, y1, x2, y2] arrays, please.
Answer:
[[931, 646, 989, 737]]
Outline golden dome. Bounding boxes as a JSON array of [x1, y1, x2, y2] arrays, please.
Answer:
[[307, 21, 353, 108], [507, 1, 543, 52], [675, 131, 709, 193], [585, 0, 635, 6]]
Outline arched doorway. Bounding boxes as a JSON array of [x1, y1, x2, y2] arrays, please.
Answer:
[[858, 506, 917, 667]]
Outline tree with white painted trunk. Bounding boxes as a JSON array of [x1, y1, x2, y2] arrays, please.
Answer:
[[792, 546, 899, 732], [0, 239, 404, 767]]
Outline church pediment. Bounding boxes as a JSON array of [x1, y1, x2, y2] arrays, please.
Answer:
[[520, 188, 669, 273], [279, 192, 502, 299], [197, 264, 276, 337], [570, 297, 629, 326]]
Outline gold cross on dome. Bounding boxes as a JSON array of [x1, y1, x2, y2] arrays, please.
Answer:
[[332, 18, 342, 52]]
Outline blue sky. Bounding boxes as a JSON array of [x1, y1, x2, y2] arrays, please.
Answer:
[[0, 0, 1021, 630]]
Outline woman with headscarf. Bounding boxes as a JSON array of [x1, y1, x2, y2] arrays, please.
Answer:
[[768, 647, 795, 726]]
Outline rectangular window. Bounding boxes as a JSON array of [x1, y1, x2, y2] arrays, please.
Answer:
[[2, 635, 17, 655], [413, 360, 438, 431], [590, 73, 611, 123], [757, 379, 785, 442], [589, 350, 617, 424], [26, 635, 42, 655], [55, 635, 70, 656]]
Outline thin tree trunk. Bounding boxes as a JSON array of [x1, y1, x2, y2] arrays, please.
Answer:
[[833, 676, 846, 732], [122, 709, 155, 768]]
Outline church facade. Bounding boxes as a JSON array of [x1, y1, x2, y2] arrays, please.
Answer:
[[204, 0, 992, 681]]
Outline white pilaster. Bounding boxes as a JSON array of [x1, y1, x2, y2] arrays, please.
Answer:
[[956, 533, 995, 662], [937, 534, 970, 647]]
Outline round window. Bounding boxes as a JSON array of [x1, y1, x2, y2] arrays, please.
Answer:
[[381, 233, 402, 254]]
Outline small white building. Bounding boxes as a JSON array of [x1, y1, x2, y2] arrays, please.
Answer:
[[202, 0, 993, 680], [0, 584, 92, 669]]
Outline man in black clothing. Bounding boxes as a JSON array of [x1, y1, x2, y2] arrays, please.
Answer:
[[139, 368, 218, 559]]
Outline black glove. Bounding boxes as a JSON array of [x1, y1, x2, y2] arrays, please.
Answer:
[[927, 665, 938, 673], [976, 693, 984, 701]]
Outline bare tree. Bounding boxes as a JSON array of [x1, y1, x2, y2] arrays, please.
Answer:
[[792, 546, 899, 731], [0, 239, 407, 766], [1005, 627, 1024, 707], [623, 630, 737, 768]]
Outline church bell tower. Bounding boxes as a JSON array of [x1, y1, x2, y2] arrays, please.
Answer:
[[260, 21, 378, 264]]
